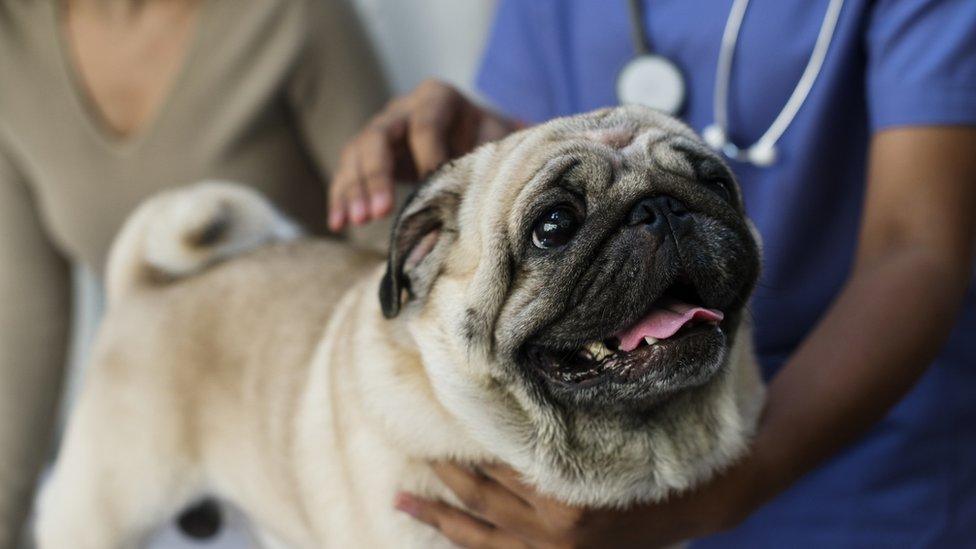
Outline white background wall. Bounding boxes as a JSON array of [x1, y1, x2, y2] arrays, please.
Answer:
[[353, 0, 496, 96]]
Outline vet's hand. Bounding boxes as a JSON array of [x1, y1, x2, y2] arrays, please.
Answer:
[[394, 462, 760, 549], [329, 79, 521, 231]]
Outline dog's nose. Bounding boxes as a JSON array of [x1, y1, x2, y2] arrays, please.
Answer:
[[627, 195, 691, 235]]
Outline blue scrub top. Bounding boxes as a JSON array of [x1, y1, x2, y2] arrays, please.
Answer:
[[476, 1, 976, 546]]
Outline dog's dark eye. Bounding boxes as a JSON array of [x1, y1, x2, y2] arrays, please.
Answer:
[[704, 178, 734, 202], [532, 206, 580, 249]]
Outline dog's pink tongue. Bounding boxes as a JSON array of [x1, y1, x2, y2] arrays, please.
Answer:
[[616, 299, 724, 352]]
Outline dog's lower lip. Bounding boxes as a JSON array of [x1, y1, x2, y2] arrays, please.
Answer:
[[529, 323, 722, 387]]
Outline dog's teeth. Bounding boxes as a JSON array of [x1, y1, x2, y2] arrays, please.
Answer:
[[585, 341, 613, 361], [643, 336, 658, 346], [584, 343, 601, 360]]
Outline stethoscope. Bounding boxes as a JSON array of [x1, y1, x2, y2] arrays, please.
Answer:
[[617, 0, 845, 167]]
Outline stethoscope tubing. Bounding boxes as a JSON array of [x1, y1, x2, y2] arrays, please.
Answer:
[[624, 0, 846, 166]]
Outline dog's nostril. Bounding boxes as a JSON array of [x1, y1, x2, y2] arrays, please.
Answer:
[[628, 196, 690, 226], [628, 198, 659, 226], [661, 196, 689, 217], [642, 207, 658, 225]]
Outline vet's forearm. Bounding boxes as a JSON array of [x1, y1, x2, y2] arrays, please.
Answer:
[[746, 246, 971, 508]]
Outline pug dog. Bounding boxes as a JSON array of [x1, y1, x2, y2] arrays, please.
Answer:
[[35, 106, 763, 548]]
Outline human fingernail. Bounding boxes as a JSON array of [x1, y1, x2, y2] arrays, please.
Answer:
[[350, 200, 367, 223], [370, 191, 392, 217], [328, 209, 343, 231], [394, 492, 421, 518]]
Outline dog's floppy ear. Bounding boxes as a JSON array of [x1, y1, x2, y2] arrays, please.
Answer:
[[379, 175, 462, 318]]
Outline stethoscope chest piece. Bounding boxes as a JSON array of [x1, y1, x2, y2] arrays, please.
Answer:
[[616, 54, 686, 115]]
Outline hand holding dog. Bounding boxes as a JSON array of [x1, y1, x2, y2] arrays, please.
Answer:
[[328, 80, 520, 231], [395, 460, 762, 549]]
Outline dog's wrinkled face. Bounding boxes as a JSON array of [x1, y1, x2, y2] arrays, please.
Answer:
[[506, 130, 758, 412], [380, 106, 762, 503], [382, 106, 759, 409]]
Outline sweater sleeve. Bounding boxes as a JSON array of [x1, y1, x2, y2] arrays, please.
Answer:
[[0, 144, 71, 547], [287, 0, 389, 178]]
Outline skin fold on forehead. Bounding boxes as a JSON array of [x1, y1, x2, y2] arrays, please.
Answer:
[[454, 107, 739, 266], [487, 107, 708, 204]]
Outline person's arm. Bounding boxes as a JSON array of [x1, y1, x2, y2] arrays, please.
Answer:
[[286, 0, 389, 228], [733, 125, 976, 507], [391, 126, 976, 548], [0, 146, 72, 548]]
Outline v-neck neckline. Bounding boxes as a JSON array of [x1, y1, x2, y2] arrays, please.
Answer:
[[50, 0, 211, 155]]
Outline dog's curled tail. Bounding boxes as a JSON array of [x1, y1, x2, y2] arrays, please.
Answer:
[[106, 181, 301, 304]]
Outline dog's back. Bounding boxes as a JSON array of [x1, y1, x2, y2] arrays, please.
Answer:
[[36, 183, 382, 548]]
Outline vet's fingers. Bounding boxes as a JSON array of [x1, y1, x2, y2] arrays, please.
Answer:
[[357, 127, 397, 220], [478, 465, 599, 543], [432, 463, 545, 539], [477, 464, 539, 507], [327, 186, 347, 232], [395, 493, 530, 549], [479, 111, 524, 143], [479, 464, 578, 522], [329, 145, 359, 231], [407, 80, 458, 177], [341, 155, 369, 226], [347, 185, 370, 226]]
